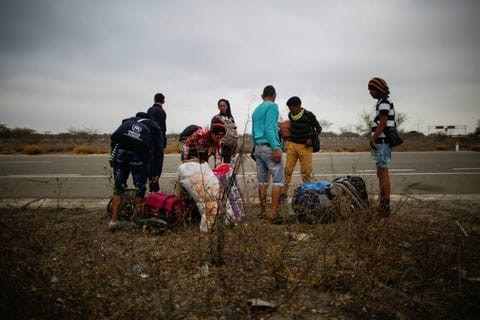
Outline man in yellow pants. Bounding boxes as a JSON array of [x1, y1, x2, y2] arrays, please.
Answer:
[[282, 96, 322, 202]]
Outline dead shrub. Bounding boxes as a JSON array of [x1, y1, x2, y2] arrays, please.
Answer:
[[165, 143, 181, 154], [23, 144, 44, 155], [436, 144, 449, 151], [96, 146, 110, 154], [72, 145, 96, 154], [471, 144, 480, 151], [44, 144, 68, 153], [64, 144, 76, 152], [0, 199, 479, 319]]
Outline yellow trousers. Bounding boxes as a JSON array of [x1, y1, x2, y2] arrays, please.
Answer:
[[284, 141, 313, 195]]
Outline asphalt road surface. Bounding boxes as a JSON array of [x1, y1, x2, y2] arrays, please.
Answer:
[[0, 152, 479, 200]]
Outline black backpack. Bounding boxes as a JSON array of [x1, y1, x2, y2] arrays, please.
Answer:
[[305, 110, 322, 152], [111, 118, 152, 150]]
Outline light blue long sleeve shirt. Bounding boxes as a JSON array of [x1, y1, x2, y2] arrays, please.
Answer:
[[251, 100, 281, 150]]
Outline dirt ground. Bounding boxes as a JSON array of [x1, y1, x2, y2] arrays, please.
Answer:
[[1, 198, 479, 320]]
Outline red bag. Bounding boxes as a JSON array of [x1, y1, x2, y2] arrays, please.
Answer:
[[143, 192, 187, 226]]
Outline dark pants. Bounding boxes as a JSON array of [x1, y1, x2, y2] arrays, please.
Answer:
[[157, 149, 165, 176], [221, 145, 233, 163], [113, 149, 149, 198]]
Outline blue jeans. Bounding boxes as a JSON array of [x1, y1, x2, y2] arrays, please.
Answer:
[[372, 143, 391, 169], [254, 145, 284, 187], [113, 149, 149, 198]]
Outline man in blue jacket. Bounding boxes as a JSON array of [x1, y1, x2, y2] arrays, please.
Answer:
[[251, 85, 284, 222], [109, 112, 161, 231], [147, 93, 167, 191]]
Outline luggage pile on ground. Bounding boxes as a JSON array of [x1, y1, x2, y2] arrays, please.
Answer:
[[107, 162, 245, 234], [291, 176, 368, 223]]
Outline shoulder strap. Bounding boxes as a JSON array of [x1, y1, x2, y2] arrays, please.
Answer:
[[305, 110, 321, 133]]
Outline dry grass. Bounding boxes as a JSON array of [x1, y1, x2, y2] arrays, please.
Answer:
[[23, 144, 44, 155], [1, 198, 479, 319], [471, 144, 480, 152], [1, 134, 479, 155], [165, 144, 181, 154], [72, 145, 97, 154], [72, 145, 110, 154]]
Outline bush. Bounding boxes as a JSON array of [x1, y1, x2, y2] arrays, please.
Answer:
[[165, 143, 181, 154], [73, 145, 97, 154], [44, 144, 68, 153], [471, 144, 480, 152], [96, 146, 110, 154], [23, 144, 44, 155]]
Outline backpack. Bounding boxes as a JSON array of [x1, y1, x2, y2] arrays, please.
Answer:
[[292, 176, 368, 223], [143, 192, 189, 226], [312, 134, 320, 153], [305, 110, 321, 153], [223, 121, 238, 148], [111, 118, 152, 150], [375, 97, 403, 147], [106, 190, 190, 234], [331, 176, 368, 208]]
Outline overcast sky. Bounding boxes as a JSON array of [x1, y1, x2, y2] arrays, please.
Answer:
[[1, 0, 479, 135]]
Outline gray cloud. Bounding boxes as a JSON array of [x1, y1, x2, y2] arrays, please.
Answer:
[[0, 0, 479, 134]]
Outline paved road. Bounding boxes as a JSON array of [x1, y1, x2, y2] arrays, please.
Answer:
[[0, 152, 479, 201]]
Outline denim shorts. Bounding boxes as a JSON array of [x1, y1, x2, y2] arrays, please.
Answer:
[[113, 148, 149, 198], [254, 144, 284, 186], [372, 143, 392, 169]]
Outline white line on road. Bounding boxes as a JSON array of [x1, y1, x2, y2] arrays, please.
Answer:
[[452, 168, 480, 171], [0, 161, 52, 164], [4, 174, 102, 178], [357, 169, 415, 173]]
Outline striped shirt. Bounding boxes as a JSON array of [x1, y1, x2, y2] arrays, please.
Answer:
[[371, 96, 396, 139]]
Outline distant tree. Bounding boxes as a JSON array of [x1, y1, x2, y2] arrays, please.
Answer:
[[475, 119, 480, 135], [339, 125, 355, 134], [0, 125, 37, 140], [318, 119, 332, 132], [339, 131, 359, 138], [405, 131, 424, 137], [354, 109, 407, 136], [0, 124, 8, 136], [67, 127, 99, 143]]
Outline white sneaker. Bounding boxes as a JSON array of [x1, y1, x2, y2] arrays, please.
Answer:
[[109, 220, 120, 232]]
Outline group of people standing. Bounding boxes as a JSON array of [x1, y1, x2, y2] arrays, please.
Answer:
[[252, 78, 396, 223], [108, 77, 397, 231], [108, 95, 237, 231], [251, 85, 323, 223]]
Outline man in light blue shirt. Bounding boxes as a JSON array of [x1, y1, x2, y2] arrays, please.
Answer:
[[252, 85, 284, 222]]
